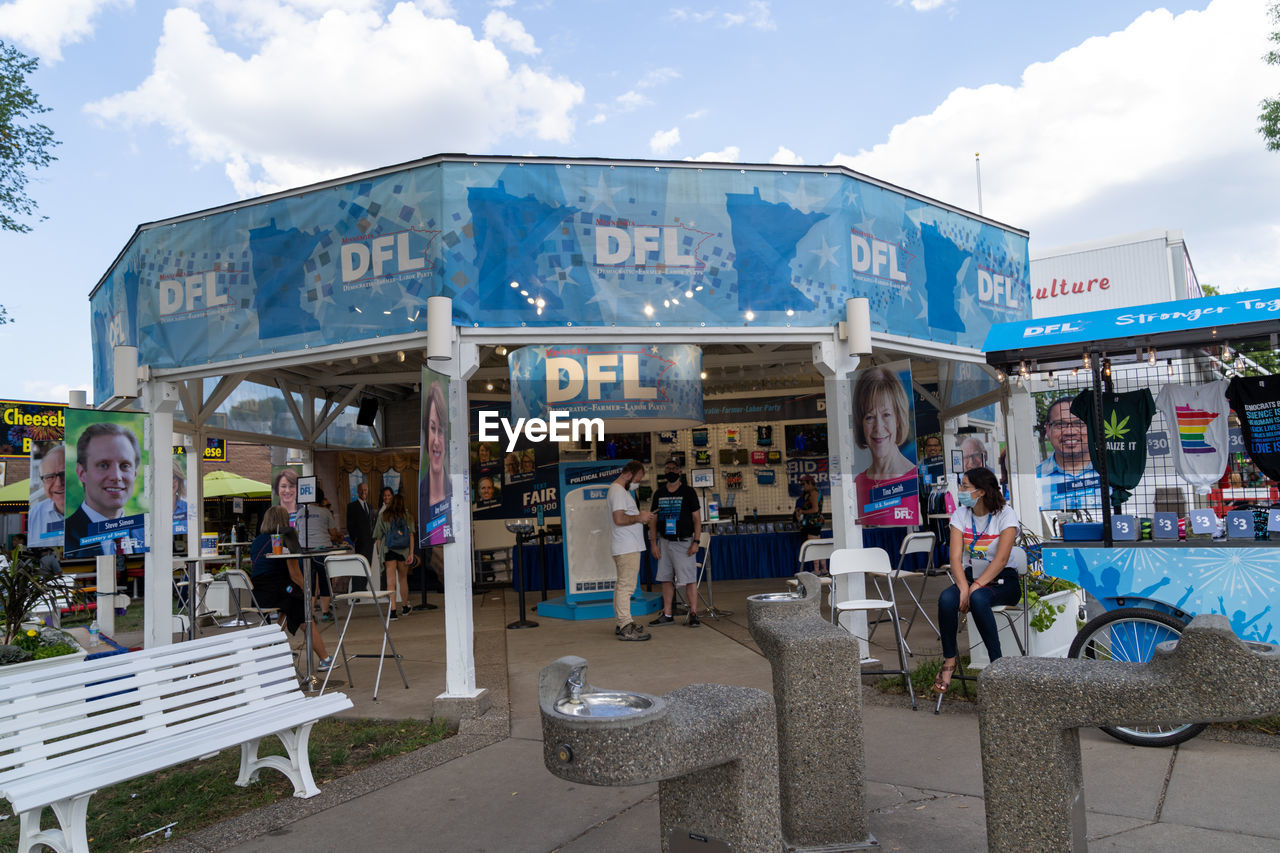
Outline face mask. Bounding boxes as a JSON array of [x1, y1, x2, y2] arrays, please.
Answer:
[[628, 479, 640, 492], [665, 472, 680, 483], [957, 490, 977, 508]]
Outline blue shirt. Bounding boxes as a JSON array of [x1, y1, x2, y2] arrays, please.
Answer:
[[1036, 454, 1100, 511]]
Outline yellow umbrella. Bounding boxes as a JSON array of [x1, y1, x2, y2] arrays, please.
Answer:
[[202, 470, 272, 498], [0, 479, 32, 502]]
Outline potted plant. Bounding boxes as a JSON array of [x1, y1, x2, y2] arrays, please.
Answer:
[[0, 551, 84, 671], [967, 571, 1084, 669]]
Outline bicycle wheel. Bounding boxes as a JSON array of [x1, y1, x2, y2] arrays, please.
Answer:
[[1068, 608, 1208, 748]]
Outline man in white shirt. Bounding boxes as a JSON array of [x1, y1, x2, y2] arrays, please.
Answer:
[[28, 444, 66, 546], [608, 460, 654, 641]]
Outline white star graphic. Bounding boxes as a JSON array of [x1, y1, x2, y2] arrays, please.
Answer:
[[584, 173, 624, 213], [810, 235, 839, 270], [781, 178, 823, 214]]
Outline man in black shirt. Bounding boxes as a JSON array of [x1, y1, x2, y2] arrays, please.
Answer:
[[648, 457, 703, 627]]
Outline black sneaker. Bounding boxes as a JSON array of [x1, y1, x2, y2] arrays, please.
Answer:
[[685, 612, 701, 627], [388, 609, 398, 620], [617, 622, 651, 641], [649, 613, 676, 626]]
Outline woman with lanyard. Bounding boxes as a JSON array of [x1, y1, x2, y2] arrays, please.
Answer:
[[933, 466, 1021, 697]]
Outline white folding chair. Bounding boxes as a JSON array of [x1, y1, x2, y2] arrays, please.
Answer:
[[869, 532, 941, 647], [830, 547, 916, 710], [794, 537, 835, 619], [217, 568, 281, 627], [321, 553, 409, 700]]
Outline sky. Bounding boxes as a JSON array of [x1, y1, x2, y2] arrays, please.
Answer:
[[0, 0, 1278, 404]]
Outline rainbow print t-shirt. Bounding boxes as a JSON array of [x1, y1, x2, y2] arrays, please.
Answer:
[[1156, 381, 1230, 494]]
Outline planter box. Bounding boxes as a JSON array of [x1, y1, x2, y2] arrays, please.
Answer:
[[967, 587, 1084, 670], [1, 628, 88, 677]]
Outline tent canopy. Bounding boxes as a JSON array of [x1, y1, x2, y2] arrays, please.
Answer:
[[202, 470, 271, 498], [983, 286, 1280, 370], [0, 479, 31, 502]]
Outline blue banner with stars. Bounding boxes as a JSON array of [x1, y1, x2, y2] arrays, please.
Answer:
[[91, 157, 1029, 403]]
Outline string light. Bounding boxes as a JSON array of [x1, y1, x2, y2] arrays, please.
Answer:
[[1167, 358, 1174, 377], [1147, 348, 1157, 365], [1082, 353, 1091, 369]]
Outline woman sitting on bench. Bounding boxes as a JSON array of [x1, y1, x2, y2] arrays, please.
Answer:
[[250, 505, 333, 671]]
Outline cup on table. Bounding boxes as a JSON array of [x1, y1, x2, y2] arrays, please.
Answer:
[[271, 533, 283, 555]]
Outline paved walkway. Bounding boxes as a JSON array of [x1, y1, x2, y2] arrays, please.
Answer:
[[152, 578, 1280, 852]]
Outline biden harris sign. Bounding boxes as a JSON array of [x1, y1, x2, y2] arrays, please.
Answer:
[[508, 344, 704, 432]]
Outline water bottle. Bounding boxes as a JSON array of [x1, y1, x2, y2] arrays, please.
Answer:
[[88, 619, 100, 648]]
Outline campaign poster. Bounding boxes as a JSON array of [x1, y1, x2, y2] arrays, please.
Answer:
[[172, 448, 189, 535], [28, 439, 65, 547], [1033, 390, 1101, 511], [63, 409, 150, 557], [419, 365, 455, 545], [270, 464, 303, 525], [850, 360, 920, 526]]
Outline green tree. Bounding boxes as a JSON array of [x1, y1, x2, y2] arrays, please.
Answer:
[[1262, 2, 1280, 151], [0, 40, 58, 234]]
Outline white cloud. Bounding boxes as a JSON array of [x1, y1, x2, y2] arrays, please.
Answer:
[[770, 145, 802, 165], [637, 67, 680, 88], [721, 1, 774, 30], [685, 108, 708, 120], [670, 2, 774, 30], [831, 0, 1280, 291], [489, 0, 515, 7], [650, 126, 681, 155], [687, 145, 740, 162], [894, 0, 956, 11], [615, 90, 650, 110], [0, 0, 132, 63], [482, 9, 538, 55], [85, 3, 583, 197]]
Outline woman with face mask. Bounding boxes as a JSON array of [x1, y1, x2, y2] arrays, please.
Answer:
[[933, 466, 1021, 696]]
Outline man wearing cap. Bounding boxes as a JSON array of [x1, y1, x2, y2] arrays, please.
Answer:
[[648, 457, 703, 627]]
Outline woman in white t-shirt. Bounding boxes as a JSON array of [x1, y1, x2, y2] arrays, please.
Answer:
[[934, 466, 1021, 696]]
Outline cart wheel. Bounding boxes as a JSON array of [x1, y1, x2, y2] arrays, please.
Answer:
[[1068, 607, 1207, 748]]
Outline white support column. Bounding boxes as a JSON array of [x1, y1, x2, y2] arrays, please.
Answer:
[[142, 380, 180, 648], [186, 432, 201, 559], [436, 339, 487, 720], [1004, 385, 1041, 534], [813, 340, 871, 658]]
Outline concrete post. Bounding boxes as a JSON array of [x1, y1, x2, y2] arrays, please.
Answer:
[[747, 573, 872, 850]]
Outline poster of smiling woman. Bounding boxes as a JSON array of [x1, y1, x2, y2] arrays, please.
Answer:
[[419, 366, 455, 545], [63, 410, 150, 558], [851, 360, 920, 526]]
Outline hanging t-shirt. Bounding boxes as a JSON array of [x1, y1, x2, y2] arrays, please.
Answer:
[[1155, 380, 1231, 494], [1070, 389, 1155, 508], [1226, 376, 1280, 485]]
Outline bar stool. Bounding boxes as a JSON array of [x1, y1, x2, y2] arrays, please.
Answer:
[[321, 553, 409, 700]]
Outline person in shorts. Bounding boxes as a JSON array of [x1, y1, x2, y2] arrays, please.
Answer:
[[648, 457, 703, 627]]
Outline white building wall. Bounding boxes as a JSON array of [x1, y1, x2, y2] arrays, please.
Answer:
[[1030, 229, 1198, 318]]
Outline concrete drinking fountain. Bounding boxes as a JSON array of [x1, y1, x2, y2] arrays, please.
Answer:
[[747, 571, 874, 851], [539, 656, 783, 853], [979, 614, 1280, 852]]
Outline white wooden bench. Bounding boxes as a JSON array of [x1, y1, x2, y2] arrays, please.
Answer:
[[0, 625, 352, 853]]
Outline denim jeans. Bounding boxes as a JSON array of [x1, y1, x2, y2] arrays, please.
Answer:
[[938, 567, 1021, 660]]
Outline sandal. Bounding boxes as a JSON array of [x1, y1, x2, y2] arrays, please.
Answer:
[[932, 661, 957, 695]]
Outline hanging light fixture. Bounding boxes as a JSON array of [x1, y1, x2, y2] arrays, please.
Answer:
[[1147, 347, 1157, 365]]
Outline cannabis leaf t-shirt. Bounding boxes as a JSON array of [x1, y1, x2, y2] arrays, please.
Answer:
[[1070, 389, 1155, 507]]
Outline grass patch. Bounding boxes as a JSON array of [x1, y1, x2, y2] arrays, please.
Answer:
[[0, 717, 449, 852], [872, 656, 979, 703]]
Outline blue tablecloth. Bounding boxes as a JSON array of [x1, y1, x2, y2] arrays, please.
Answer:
[[515, 526, 952, 591]]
